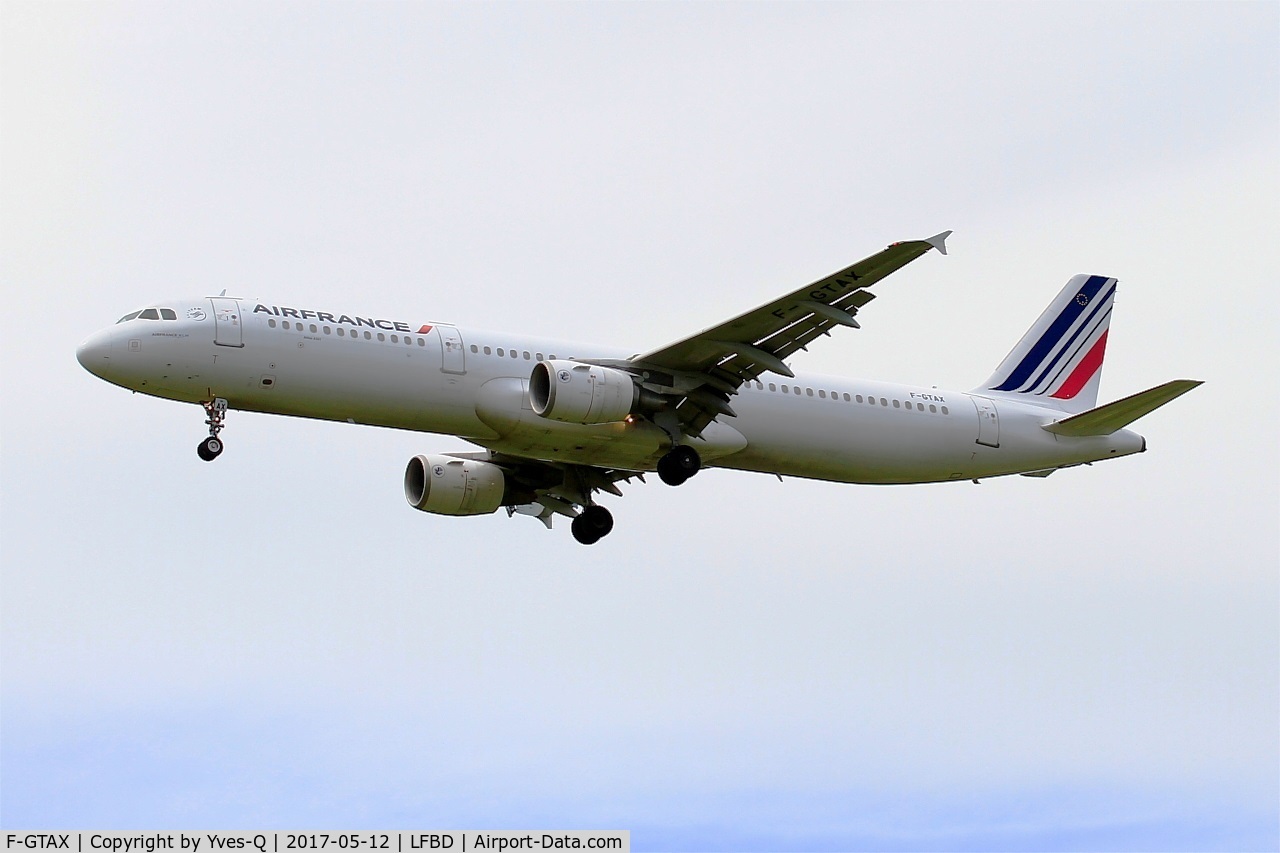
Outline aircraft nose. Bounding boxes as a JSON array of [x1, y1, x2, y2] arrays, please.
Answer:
[[76, 329, 114, 378]]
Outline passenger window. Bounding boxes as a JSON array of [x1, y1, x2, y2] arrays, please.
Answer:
[[880, 398, 888, 406], [470, 344, 478, 353], [364, 331, 372, 340], [417, 338, 425, 346], [855, 394, 863, 403], [794, 386, 801, 395], [268, 319, 277, 328], [483, 346, 492, 355], [337, 327, 344, 336], [391, 334, 399, 343], [769, 383, 777, 392], [549, 354, 557, 360], [929, 404, 937, 413], [283, 321, 291, 330], [523, 351, 530, 360], [497, 348, 504, 356], [893, 400, 900, 408], [781, 385, 789, 393], [941, 406, 949, 415], [309, 324, 317, 333], [160, 308, 177, 320], [324, 326, 331, 335], [139, 308, 160, 320], [806, 388, 814, 397], [536, 353, 544, 361], [377, 333, 386, 342], [917, 403, 925, 411], [511, 350, 518, 358]]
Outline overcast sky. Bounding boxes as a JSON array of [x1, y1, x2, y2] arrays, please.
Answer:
[[2, 2, 1277, 850]]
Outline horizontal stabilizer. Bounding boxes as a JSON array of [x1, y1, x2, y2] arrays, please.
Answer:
[[1043, 379, 1203, 437]]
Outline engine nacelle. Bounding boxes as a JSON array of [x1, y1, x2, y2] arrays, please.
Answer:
[[529, 359, 639, 425], [404, 455, 506, 516]]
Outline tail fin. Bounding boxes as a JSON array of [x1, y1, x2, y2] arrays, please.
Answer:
[[981, 274, 1117, 413]]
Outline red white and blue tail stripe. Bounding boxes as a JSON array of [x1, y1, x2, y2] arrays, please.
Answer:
[[981, 274, 1117, 414]]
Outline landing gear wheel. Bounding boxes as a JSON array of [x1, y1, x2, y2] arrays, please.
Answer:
[[571, 505, 614, 545], [198, 397, 229, 462], [197, 436, 223, 461], [657, 445, 701, 486]]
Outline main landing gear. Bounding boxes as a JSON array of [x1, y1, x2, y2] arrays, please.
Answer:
[[197, 397, 228, 462], [657, 445, 701, 486], [567, 446, 699, 544], [571, 505, 614, 545]]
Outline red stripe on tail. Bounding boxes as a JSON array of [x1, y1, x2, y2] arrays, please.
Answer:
[[1051, 331, 1108, 400]]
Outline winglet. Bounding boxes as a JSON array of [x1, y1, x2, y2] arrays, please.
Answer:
[[925, 231, 952, 256]]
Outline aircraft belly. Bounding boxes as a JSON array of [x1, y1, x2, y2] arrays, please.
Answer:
[[206, 332, 496, 438], [721, 395, 1142, 484], [723, 395, 980, 484]]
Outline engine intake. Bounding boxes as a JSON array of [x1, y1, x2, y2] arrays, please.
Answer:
[[529, 360, 640, 425], [404, 455, 506, 516]]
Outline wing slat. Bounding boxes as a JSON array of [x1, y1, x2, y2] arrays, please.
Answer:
[[630, 232, 949, 433]]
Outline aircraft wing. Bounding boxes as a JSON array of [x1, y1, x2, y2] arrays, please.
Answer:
[[452, 450, 642, 529], [628, 231, 950, 434]]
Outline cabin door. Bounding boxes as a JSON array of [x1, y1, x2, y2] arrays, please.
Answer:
[[438, 325, 466, 375], [971, 395, 1000, 448], [210, 298, 244, 347]]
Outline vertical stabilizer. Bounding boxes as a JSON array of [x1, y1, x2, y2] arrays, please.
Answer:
[[981, 274, 1116, 414]]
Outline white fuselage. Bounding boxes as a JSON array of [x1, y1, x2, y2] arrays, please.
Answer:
[[76, 297, 1145, 484]]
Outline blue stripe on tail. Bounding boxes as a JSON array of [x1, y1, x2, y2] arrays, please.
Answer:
[[992, 275, 1109, 392], [1022, 283, 1116, 394]]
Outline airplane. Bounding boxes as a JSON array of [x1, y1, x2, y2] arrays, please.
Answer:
[[76, 232, 1201, 544]]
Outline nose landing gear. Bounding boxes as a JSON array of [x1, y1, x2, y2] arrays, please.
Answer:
[[197, 398, 228, 461], [657, 445, 701, 486]]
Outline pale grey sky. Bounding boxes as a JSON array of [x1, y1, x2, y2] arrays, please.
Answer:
[[3, 2, 1277, 848]]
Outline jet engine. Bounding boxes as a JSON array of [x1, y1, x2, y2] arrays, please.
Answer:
[[404, 455, 506, 516], [529, 360, 640, 425]]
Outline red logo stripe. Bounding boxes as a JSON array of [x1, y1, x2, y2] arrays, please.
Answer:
[[417, 325, 433, 334], [1050, 331, 1108, 399]]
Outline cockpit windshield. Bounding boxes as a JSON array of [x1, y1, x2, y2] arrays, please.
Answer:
[[117, 307, 179, 323]]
